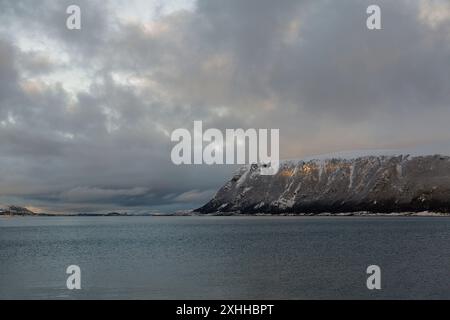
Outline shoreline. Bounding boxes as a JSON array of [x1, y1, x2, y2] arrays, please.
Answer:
[[1, 211, 450, 217]]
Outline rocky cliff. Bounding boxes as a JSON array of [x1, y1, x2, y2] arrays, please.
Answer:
[[196, 154, 450, 214]]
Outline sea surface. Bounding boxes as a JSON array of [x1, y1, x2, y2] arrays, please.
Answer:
[[0, 216, 449, 299]]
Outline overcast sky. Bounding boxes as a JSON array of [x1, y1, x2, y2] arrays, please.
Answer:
[[1, 0, 450, 213]]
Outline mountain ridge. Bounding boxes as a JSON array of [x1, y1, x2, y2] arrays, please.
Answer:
[[195, 154, 450, 214]]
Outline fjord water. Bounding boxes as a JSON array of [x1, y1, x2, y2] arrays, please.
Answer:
[[0, 216, 449, 299]]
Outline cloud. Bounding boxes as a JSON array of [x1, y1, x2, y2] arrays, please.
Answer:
[[419, 0, 450, 29], [18, 50, 63, 75], [0, 39, 19, 105], [61, 186, 150, 202], [173, 189, 216, 203], [0, 0, 450, 212]]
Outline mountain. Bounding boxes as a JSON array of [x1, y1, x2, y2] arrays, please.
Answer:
[[0, 206, 35, 216], [195, 154, 450, 214]]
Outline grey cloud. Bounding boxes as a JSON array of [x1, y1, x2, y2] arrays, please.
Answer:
[[1, 0, 450, 212], [105, 0, 450, 124], [173, 189, 216, 203], [17, 51, 62, 75], [0, 0, 111, 59], [0, 39, 19, 105], [61, 186, 150, 202]]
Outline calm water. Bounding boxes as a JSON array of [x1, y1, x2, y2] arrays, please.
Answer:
[[0, 216, 449, 299]]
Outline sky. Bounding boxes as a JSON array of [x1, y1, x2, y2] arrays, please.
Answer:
[[0, 0, 450, 213]]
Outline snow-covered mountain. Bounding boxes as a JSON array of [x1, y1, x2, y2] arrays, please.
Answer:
[[0, 206, 35, 216], [196, 154, 450, 214]]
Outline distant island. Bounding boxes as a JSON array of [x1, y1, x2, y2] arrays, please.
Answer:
[[0, 206, 36, 216], [0, 206, 135, 217]]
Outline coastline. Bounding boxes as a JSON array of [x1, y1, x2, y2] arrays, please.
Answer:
[[2, 211, 449, 217]]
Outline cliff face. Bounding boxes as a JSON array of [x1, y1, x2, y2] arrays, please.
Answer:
[[196, 155, 450, 214]]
